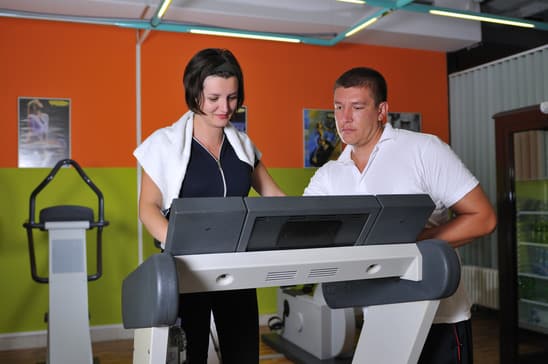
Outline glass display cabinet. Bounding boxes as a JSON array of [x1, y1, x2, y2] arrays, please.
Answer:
[[495, 103, 548, 364]]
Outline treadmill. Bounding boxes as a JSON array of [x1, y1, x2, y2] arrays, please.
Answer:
[[122, 194, 461, 364]]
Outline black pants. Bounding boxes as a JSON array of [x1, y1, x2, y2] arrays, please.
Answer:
[[418, 319, 473, 364], [179, 288, 259, 364]]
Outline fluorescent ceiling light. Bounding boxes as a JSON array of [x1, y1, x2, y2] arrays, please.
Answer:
[[337, 0, 366, 4], [157, 0, 173, 18], [190, 29, 301, 43], [429, 9, 535, 28], [345, 17, 378, 37], [151, 0, 173, 27]]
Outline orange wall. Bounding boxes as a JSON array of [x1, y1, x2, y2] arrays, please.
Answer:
[[0, 18, 136, 167], [1, 18, 448, 168]]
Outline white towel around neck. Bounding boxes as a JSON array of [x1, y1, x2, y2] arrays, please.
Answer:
[[134, 110, 261, 210]]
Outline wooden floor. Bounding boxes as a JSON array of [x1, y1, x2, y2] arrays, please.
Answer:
[[1, 308, 546, 364]]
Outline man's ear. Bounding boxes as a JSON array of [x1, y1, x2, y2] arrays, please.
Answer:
[[378, 101, 389, 122]]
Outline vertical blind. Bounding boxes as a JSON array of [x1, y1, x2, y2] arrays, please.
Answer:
[[449, 44, 548, 268]]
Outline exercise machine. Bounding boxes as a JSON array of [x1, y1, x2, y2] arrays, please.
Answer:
[[263, 194, 446, 363], [122, 194, 461, 364], [23, 159, 109, 364]]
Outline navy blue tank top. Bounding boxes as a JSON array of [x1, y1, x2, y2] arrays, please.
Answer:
[[179, 136, 254, 198]]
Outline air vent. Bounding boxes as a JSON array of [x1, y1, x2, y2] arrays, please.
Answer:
[[308, 267, 338, 278], [266, 270, 297, 281]]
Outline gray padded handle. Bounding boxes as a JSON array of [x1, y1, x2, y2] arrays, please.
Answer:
[[122, 253, 179, 329], [322, 239, 461, 308]]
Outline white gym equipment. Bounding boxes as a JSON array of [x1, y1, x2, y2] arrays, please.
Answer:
[[268, 284, 357, 361], [23, 159, 108, 364], [122, 194, 461, 364]]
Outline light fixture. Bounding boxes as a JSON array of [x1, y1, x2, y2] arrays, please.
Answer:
[[345, 17, 379, 37], [541, 101, 548, 114], [337, 0, 366, 4], [189, 29, 301, 43], [151, 0, 173, 27], [429, 9, 535, 28]]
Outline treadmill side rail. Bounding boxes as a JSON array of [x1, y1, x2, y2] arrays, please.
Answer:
[[173, 244, 422, 294]]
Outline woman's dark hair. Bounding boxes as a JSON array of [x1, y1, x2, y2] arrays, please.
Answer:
[[334, 67, 387, 106], [183, 48, 245, 114]]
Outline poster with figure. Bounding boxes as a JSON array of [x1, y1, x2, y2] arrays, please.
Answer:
[[303, 109, 342, 167], [388, 112, 421, 132], [18, 97, 70, 168], [231, 106, 247, 133]]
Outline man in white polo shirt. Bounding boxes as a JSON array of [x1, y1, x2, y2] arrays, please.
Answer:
[[304, 67, 497, 364]]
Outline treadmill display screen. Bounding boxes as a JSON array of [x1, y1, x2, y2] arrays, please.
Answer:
[[278, 220, 341, 248], [245, 214, 369, 251]]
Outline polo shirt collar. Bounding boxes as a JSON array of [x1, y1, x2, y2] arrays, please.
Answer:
[[337, 122, 396, 163]]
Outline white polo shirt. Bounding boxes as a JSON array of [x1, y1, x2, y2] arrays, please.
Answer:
[[304, 123, 478, 323]]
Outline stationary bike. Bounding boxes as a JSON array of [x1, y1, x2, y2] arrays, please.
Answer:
[[23, 159, 108, 364]]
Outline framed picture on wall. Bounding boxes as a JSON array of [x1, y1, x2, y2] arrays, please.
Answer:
[[18, 97, 71, 168], [388, 112, 421, 132], [303, 108, 342, 167], [231, 106, 247, 133]]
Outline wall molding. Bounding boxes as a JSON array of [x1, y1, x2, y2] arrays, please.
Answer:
[[0, 315, 274, 351], [0, 324, 134, 351]]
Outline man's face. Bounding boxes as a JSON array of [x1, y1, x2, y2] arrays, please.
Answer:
[[334, 86, 387, 148]]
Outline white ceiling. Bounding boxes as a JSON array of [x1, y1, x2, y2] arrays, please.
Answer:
[[0, 0, 546, 52]]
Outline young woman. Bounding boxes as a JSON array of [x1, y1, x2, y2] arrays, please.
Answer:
[[134, 48, 284, 363]]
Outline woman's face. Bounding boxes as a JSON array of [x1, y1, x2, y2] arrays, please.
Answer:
[[198, 75, 239, 128]]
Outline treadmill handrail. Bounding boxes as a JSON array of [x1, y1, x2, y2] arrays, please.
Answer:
[[121, 240, 460, 329], [322, 239, 461, 308], [25, 159, 107, 228], [22, 159, 109, 283]]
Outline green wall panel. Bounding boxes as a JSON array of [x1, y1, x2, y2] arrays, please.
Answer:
[[0, 167, 139, 334], [0, 166, 316, 334]]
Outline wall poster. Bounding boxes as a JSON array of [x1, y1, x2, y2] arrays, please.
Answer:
[[302, 110, 421, 168], [303, 108, 342, 167], [231, 106, 247, 133], [388, 112, 421, 132], [18, 97, 71, 168]]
